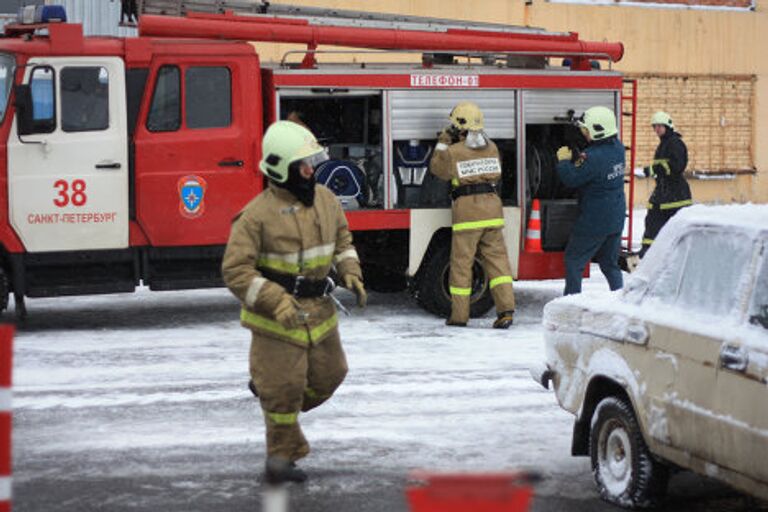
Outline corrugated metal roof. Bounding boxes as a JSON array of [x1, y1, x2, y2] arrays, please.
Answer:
[[46, 0, 137, 37]]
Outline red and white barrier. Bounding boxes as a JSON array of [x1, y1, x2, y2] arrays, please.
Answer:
[[0, 325, 14, 512]]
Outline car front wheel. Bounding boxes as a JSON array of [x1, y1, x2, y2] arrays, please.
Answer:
[[590, 396, 669, 508]]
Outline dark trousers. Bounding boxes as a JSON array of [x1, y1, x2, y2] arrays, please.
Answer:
[[121, 0, 137, 23], [640, 206, 682, 258], [564, 232, 623, 295]]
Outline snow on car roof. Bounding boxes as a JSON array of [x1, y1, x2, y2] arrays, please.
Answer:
[[672, 203, 768, 233], [635, 203, 768, 284]]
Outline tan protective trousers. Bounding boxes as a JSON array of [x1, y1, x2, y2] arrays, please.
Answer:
[[449, 227, 516, 324], [249, 328, 348, 461]]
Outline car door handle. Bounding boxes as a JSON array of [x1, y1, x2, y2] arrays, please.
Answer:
[[720, 344, 748, 372], [218, 159, 244, 167], [95, 162, 121, 170]]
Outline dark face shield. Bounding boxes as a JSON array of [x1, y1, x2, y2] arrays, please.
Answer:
[[279, 150, 329, 207]]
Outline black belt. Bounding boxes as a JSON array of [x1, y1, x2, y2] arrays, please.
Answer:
[[259, 268, 335, 298], [451, 183, 497, 201]]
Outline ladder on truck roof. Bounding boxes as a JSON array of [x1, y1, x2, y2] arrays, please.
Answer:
[[138, 0, 564, 37], [136, 0, 624, 68]]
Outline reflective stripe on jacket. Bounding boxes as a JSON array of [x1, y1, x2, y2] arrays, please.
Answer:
[[222, 184, 362, 346], [649, 130, 692, 209]]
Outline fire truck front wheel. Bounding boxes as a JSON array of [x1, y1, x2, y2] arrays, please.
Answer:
[[415, 242, 494, 319]]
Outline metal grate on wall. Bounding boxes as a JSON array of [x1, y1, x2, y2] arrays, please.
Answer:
[[630, 74, 755, 175]]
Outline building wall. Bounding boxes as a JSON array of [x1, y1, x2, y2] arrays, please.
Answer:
[[46, 0, 137, 37], [0, 0, 43, 14], [252, 0, 767, 205], [527, 0, 767, 204]]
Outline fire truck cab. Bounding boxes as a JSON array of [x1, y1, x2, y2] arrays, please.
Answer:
[[0, 3, 635, 318]]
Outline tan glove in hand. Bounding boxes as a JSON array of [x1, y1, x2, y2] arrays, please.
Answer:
[[557, 146, 573, 162], [343, 274, 367, 308], [437, 128, 454, 145], [273, 294, 301, 329]]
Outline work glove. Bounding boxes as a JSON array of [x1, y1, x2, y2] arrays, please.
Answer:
[[556, 146, 573, 162], [642, 165, 655, 178], [437, 128, 454, 145], [273, 294, 301, 329], [343, 274, 367, 308]]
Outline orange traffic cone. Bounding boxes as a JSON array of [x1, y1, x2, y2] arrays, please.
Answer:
[[524, 199, 543, 253]]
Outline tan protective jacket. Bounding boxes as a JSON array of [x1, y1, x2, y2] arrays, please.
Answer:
[[429, 134, 504, 231], [222, 184, 362, 347]]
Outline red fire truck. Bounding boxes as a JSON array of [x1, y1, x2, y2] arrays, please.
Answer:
[[0, 1, 636, 318]]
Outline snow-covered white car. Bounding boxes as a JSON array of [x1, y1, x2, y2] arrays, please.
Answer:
[[532, 204, 768, 508]]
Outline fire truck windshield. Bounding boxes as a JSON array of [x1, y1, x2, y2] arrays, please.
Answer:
[[0, 54, 14, 123]]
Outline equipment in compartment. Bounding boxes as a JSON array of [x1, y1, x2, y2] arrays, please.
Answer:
[[393, 140, 432, 208], [524, 123, 585, 204], [315, 159, 368, 209], [280, 94, 383, 208], [540, 199, 579, 251], [525, 123, 584, 251]]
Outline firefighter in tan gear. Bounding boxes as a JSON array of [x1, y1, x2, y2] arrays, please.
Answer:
[[222, 120, 366, 484], [429, 102, 515, 328]]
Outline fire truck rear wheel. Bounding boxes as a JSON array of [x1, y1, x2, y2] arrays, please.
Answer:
[[415, 242, 494, 319]]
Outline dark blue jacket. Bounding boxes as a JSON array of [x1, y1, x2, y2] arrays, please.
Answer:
[[648, 130, 691, 208], [557, 137, 626, 237]]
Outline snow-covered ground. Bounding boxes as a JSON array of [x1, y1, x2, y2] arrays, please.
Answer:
[[9, 209, 766, 511], [11, 281, 585, 494]]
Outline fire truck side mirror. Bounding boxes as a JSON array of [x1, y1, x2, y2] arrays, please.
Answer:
[[14, 84, 34, 136]]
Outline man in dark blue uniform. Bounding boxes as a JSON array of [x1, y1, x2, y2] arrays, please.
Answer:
[[639, 111, 692, 257], [556, 106, 626, 295]]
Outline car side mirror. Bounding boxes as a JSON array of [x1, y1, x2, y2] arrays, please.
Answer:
[[14, 84, 34, 136]]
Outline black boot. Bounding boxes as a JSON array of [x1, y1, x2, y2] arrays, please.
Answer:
[[265, 457, 308, 484], [493, 310, 514, 329], [248, 379, 259, 398]]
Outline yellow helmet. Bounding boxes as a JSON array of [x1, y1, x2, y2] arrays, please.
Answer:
[[651, 111, 674, 130], [577, 106, 618, 140], [449, 102, 484, 131], [259, 121, 326, 183]]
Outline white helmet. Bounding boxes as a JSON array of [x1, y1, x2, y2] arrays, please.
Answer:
[[259, 121, 327, 183], [651, 111, 674, 130], [576, 106, 618, 140]]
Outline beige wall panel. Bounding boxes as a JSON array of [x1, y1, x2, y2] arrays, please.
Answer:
[[252, 0, 764, 69]]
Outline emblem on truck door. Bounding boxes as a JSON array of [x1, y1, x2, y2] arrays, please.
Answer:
[[178, 175, 207, 219]]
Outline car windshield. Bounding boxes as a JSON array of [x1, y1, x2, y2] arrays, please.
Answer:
[[648, 228, 753, 318], [0, 54, 15, 122]]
